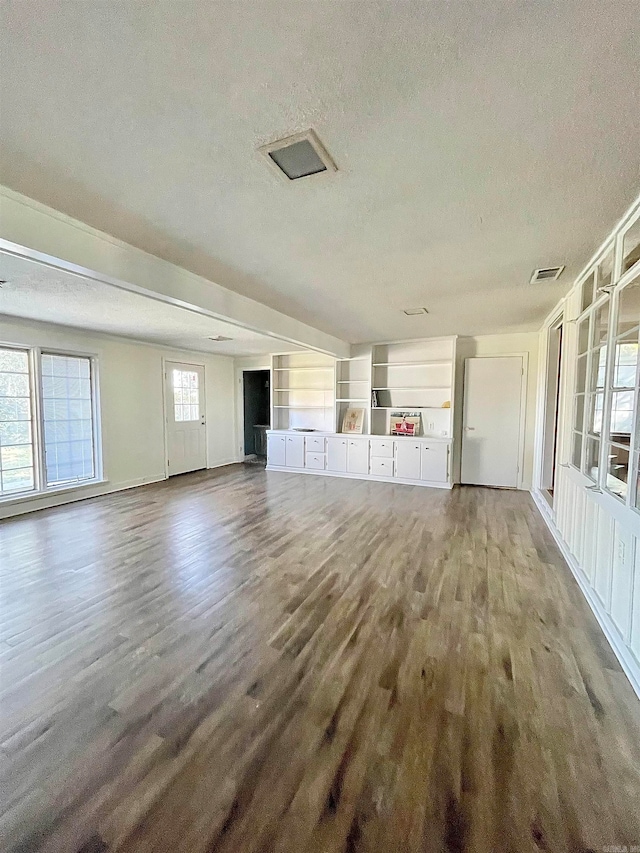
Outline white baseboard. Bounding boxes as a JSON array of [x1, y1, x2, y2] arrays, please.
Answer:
[[531, 488, 640, 701], [265, 464, 452, 490]]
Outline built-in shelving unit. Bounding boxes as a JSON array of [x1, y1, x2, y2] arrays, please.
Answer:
[[335, 345, 372, 434], [271, 352, 336, 431], [370, 337, 455, 436]]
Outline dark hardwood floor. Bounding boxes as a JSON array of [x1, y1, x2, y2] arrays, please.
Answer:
[[1, 466, 639, 853]]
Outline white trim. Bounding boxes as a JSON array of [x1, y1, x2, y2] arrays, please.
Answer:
[[531, 487, 640, 700], [265, 464, 452, 490]]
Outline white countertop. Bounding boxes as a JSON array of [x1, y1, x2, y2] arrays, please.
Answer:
[[266, 429, 452, 442]]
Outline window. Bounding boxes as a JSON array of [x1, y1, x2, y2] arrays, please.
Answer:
[[0, 347, 35, 495], [605, 275, 639, 501], [572, 293, 610, 480], [42, 353, 95, 485], [0, 345, 100, 499], [172, 368, 200, 422]]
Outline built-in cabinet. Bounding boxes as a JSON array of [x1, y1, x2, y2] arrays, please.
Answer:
[[267, 431, 451, 488]]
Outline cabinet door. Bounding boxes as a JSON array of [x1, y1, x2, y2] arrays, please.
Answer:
[[421, 443, 448, 482], [327, 436, 348, 472], [285, 434, 305, 468], [395, 441, 421, 479], [347, 439, 369, 474], [267, 434, 286, 466]]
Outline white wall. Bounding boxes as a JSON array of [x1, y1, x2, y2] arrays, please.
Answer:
[[0, 316, 237, 518], [454, 333, 539, 489]]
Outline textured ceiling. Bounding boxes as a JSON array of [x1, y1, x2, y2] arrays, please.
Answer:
[[0, 253, 301, 356], [1, 0, 639, 343]]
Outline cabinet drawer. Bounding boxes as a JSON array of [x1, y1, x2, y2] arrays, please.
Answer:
[[305, 453, 325, 470], [305, 435, 326, 453], [369, 439, 394, 458], [370, 457, 394, 477]]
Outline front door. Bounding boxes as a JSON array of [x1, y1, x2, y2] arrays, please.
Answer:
[[461, 356, 523, 488], [165, 362, 207, 476]]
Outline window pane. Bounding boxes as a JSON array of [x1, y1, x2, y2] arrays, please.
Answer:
[[589, 346, 607, 391], [0, 347, 35, 495], [609, 390, 635, 442], [587, 392, 604, 436], [622, 218, 640, 274], [592, 298, 610, 347], [581, 273, 595, 313], [572, 431, 582, 469], [584, 436, 600, 482], [575, 354, 587, 394], [596, 248, 614, 290], [612, 342, 638, 388], [615, 276, 640, 342], [577, 319, 589, 354], [606, 444, 629, 500], [574, 394, 585, 432], [42, 353, 95, 486]]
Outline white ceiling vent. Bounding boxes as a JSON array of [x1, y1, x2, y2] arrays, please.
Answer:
[[259, 129, 337, 182], [529, 266, 565, 284], [208, 335, 233, 342], [403, 307, 429, 316]]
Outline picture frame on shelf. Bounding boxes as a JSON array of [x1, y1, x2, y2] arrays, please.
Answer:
[[341, 407, 365, 434], [389, 411, 422, 437]]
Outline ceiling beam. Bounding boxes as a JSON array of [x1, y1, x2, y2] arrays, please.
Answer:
[[0, 185, 350, 358]]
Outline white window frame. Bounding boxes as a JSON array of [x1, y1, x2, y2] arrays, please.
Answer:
[[0, 343, 104, 503]]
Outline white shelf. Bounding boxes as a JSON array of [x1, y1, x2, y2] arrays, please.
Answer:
[[273, 366, 333, 371], [372, 360, 451, 367], [274, 388, 333, 392], [337, 379, 369, 383], [371, 406, 451, 410], [273, 405, 329, 410], [372, 386, 450, 391], [336, 398, 369, 402]]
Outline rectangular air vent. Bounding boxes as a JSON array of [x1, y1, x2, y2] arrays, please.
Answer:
[[208, 335, 233, 342], [529, 266, 565, 284], [403, 307, 429, 316], [259, 130, 337, 182]]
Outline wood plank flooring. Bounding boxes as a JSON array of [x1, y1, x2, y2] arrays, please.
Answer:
[[1, 465, 639, 853]]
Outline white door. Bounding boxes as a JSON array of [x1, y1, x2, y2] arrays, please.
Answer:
[[165, 362, 207, 476], [267, 434, 286, 466], [285, 434, 305, 468], [347, 439, 369, 474], [395, 441, 421, 479], [327, 436, 348, 472], [461, 357, 523, 488]]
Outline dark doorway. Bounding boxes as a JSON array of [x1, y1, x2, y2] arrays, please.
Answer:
[[243, 370, 270, 457]]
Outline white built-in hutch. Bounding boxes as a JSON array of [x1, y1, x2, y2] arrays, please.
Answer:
[[267, 336, 456, 488]]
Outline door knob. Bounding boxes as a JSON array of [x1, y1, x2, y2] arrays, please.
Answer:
[[464, 427, 475, 431]]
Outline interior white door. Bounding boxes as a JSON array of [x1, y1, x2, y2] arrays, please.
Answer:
[[165, 362, 207, 476], [461, 357, 523, 488]]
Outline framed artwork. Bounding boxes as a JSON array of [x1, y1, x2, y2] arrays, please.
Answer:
[[341, 407, 365, 434], [390, 412, 421, 437]]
